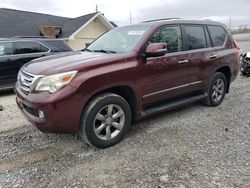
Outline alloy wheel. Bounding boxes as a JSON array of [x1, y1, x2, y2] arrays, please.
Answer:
[[212, 78, 225, 103], [93, 104, 125, 140]]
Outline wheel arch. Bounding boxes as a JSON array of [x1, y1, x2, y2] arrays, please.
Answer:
[[215, 66, 231, 93], [82, 85, 138, 122]]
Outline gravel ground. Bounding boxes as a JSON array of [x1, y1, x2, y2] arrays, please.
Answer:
[[0, 76, 250, 188]]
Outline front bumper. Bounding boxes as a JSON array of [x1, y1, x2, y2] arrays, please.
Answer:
[[15, 83, 84, 133]]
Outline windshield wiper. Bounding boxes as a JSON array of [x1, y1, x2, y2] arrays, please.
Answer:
[[92, 49, 116, 54]]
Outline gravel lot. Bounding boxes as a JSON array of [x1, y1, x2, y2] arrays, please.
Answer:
[[0, 76, 250, 188]]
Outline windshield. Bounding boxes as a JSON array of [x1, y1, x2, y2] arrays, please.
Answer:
[[87, 25, 151, 53]]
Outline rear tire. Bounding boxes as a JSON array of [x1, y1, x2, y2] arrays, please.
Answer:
[[80, 93, 131, 148], [202, 72, 227, 107]]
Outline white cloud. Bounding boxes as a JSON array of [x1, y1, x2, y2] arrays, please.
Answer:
[[0, 0, 250, 27]]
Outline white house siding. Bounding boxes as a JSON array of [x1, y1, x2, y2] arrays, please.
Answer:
[[67, 18, 110, 50]]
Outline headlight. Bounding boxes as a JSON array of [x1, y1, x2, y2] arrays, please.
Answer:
[[33, 71, 77, 93]]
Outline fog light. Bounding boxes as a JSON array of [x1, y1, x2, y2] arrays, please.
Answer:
[[38, 110, 45, 120]]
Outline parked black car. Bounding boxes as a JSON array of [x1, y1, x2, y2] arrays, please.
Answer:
[[240, 52, 250, 77], [0, 37, 72, 90]]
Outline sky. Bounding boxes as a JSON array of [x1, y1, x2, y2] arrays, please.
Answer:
[[1, 0, 250, 28]]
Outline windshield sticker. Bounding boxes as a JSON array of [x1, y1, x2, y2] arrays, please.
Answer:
[[128, 31, 145, 35]]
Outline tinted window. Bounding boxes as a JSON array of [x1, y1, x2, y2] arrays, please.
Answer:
[[149, 26, 182, 53], [45, 41, 72, 52], [15, 41, 48, 54], [204, 28, 212, 48], [207, 26, 227, 47], [184, 26, 206, 50], [0, 42, 14, 56], [40, 44, 49, 52]]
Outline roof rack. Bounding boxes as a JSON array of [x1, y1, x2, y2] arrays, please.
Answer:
[[13, 36, 48, 39], [142, 18, 181, 23]]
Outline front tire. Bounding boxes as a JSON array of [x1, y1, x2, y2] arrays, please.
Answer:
[[203, 72, 227, 107], [80, 93, 131, 148]]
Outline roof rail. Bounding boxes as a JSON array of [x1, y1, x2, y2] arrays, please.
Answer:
[[142, 18, 181, 23], [13, 36, 48, 39]]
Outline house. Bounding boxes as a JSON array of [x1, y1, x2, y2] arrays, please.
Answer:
[[0, 8, 117, 50]]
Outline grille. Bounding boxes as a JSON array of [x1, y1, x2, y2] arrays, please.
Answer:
[[18, 69, 35, 94]]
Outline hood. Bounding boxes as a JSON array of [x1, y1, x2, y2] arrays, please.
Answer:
[[22, 51, 128, 75]]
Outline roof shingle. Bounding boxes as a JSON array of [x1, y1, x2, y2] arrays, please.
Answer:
[[0, 8, 99, 38]]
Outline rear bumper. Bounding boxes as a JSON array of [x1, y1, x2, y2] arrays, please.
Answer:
[[15, 83, 84, 133]]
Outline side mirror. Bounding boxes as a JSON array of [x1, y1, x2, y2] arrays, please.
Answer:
[[146, 43, 167, 57]]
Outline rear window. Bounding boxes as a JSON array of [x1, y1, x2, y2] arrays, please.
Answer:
[[184, 26, 207, 50], [207, 26, 227, 47], [0, 42, 13, 56]]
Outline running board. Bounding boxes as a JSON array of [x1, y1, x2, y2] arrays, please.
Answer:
[[143, 93, 207, 117]]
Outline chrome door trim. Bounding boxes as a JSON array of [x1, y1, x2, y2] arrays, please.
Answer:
[[143, 81, 203, 99]]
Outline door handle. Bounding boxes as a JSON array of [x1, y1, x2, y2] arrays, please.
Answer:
[[208, 54, 218, 59], [178, 59, 189, 64]]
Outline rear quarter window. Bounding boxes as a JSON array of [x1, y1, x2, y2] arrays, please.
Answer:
[[45, 41, 72, 52], [207, 26, 227, 47]]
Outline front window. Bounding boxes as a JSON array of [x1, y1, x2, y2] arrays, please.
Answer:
[[148, 26, 182, 53], [87, 26, 151, 53]]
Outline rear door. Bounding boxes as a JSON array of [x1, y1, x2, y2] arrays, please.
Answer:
[[182, 25, 217, 92], [0, 41, 16, 86]]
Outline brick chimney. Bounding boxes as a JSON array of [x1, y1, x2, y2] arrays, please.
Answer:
[[39, 25, 62, 38]]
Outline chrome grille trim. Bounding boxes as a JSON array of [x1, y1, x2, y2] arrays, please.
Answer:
[[18, 69, 44, 94]]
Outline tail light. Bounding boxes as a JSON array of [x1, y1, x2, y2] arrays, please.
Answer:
[[233, 40, 241, 60]]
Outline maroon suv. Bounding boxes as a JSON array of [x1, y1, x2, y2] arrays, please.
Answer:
[[15, 19, 240, 148]]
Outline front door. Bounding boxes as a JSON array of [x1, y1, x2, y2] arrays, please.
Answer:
[[140, 25, 190, 106]]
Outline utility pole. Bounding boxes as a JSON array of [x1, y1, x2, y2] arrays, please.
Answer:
[[229, 16, 232, 31], [130, 11, 132, 24]]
